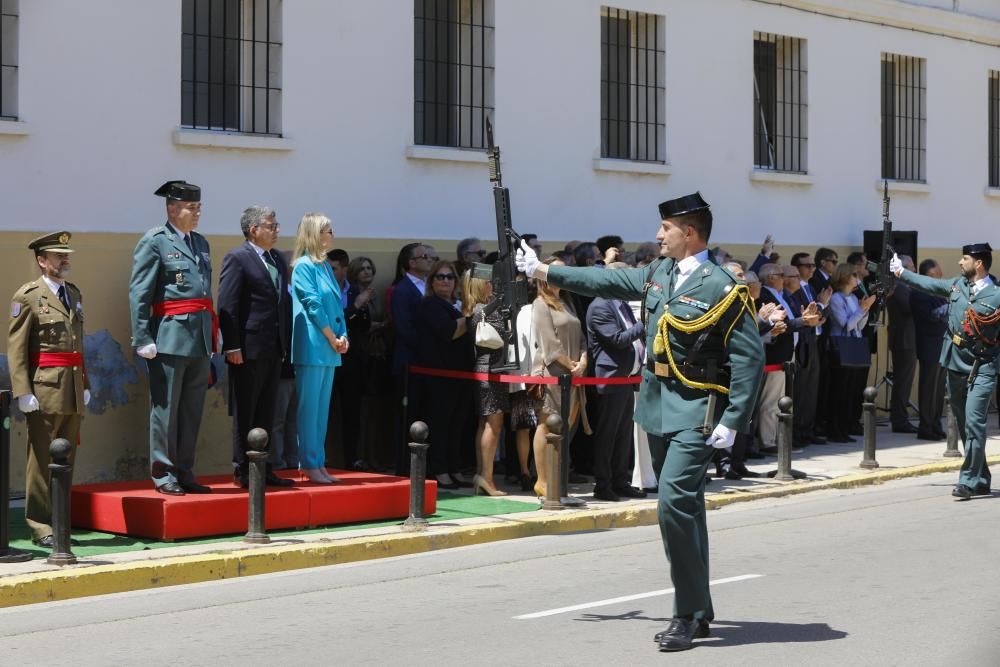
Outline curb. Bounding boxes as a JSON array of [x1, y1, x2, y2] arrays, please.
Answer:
[[2, 454, 995, 608]]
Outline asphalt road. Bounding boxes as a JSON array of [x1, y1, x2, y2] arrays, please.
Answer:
[[1, 472, 997, 666]]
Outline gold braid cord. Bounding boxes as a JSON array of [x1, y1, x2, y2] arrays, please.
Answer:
[[652, 283, 756, 395]]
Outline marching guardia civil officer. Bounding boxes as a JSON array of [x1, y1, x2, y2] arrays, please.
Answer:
[[8, 232, 90, 548], [516, 193, 764, 652], [890, 243, 999, 500], [129, 181, 217, 496]]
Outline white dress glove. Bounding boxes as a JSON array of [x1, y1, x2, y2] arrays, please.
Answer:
[[84, 389, 91, 406], [705, 423, 735, 449], [515, 240, 540, 278], [136, 343, 158, 359], [18, 394, 39, 413], [889, 252, 903, 277]]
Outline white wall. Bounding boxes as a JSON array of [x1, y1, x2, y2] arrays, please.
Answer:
[[1, 0, 999, 250]]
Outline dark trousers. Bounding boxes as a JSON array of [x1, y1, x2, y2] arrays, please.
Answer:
[[393, 370, 410, 476], [917, 360, 946, 434], [814, 335, 831, 433], [793, 340, 820, 440], [648, 430, 715, 622], [331, 353, 363, 468], [829, 365, 867, 438], [592, 390, 635, 491], [229, 354, 282, 476], [424, 377, 467, 477], [890, 348, 917, 428], [947, 369, 994, 489]]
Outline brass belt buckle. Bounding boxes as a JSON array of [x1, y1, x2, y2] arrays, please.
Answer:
[[952, 334, 963, 347], [653, 362, 671, 378]]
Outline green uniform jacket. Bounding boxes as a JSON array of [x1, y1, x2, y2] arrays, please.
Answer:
[[547, 257, 764, 436], [897, 270, 1000, 375], [129, 225, 214, 357], [7, 279, 88, 415]]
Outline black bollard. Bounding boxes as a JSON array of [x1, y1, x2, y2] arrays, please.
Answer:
[[860, 386, 879, 469], [774, 397, 795, 481], [244, 428, 270, 544], [0, 392, 31, 563], [557, 374, 585, 508], [47, 438, 76, 566], [943, 394, 961, 458], [403, 421, 430, 531], [542, 414, 565, 511]]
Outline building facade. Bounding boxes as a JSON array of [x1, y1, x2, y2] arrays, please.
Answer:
[[0, 0, 998, 486]]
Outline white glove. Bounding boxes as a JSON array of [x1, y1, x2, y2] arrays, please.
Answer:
[[18, 394, 39, 413], [515, 240, 540, 278], [889, 252, 903, 277], [705, 423, 735, 449], [136, 343, 157, 359], [761, 234, 774, 257], [83, 389, 91, 406]]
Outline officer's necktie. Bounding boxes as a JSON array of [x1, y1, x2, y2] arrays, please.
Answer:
[[263, 250, 281, 295], [184, 234, 194, 255], [57, 285, 70, 312]]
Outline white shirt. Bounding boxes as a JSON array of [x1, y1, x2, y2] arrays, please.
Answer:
[[405, 271, 426, 297], [41, 274, 65, 300], [673, 249, 710, 291], [168, 222, 198, 266], [613, 300, 644, 375], [972, 275, 994, 296]]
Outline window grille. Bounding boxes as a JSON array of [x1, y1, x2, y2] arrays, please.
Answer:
[[881, 53, 926, 182], [990, 71, 1000, 188], [181, 0, 282, 136], [0, 0, 18, 121], [414, 0, 495, 149], [753, 32, 807, 173], [600, 7, 665, 162]]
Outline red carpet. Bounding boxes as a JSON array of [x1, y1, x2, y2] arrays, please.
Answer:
[[71, 469, 437, 540]]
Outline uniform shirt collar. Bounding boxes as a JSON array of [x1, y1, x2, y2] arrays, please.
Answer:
[[972, 275, 994, 295], [167, 221, 188, 241], [40, 274, 64, 296], [676, 249, 710, 278]]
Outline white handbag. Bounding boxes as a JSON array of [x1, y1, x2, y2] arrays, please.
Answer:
[[475, 320, 504, 349]]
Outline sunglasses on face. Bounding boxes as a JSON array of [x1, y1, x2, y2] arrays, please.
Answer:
[[433, 273, 456, 281]]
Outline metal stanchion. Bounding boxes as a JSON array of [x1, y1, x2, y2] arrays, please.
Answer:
[[542, 414, 564, 510], [0, 391, 31, 562], [860, 387, 880, 469], [47, 438, 76, 566], [403, 421, 430, 532], [943, 391, 961, 458], [557, 374, 585, 507], [767, 397, 805, 481], [244, 428, 270, 544]]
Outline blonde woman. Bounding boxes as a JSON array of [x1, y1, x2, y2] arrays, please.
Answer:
[[291, 213, 349, 484], [464, 271, 510, 496], [531, 258, 589, 498]]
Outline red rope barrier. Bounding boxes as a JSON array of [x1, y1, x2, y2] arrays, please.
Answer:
[[407, 365, 641, 386]]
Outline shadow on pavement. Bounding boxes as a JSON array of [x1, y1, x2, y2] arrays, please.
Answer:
[[699, 619, 848, 646]]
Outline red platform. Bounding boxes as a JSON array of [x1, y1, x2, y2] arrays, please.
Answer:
[[70, 469, 437, 540]]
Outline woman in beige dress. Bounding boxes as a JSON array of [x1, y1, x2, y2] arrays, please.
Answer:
[[530, 258, 590, 498]]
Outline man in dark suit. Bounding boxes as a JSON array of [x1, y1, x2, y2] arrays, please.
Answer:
[[218, 206, 293, 488], [887, 254, 918, 433], [810, 247, 839, 435], [910, 258, 949, 439], [789, 253, 829, 445], [586, 263, 647, 501]]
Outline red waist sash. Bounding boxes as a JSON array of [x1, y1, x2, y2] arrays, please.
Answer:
[[31, 352, 84, 367], [152, 298, 219, 352]]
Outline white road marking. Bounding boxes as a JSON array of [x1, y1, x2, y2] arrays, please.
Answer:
[[513, 574, 764, 620]]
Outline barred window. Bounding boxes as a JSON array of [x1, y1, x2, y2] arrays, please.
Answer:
[[414, 0, 495, 149], [753, 33, 807, 173], [1, 0, 18, 121], [600, 7, 665, 163], [990, 71, 1000, 188], [181, 0, 282, 136], [881, 53, 926, 182]]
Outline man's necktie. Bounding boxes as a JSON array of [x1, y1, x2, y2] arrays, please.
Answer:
[[184, 234, 194, 255], [620, 301, 646, 365], [263, 251, 281, 295], [58, 285, 70, 312]]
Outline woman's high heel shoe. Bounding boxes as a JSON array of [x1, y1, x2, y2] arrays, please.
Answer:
[[533, 480, 546, 499], [303, 468, 332, 484], [473, 474, 507, 497], [318, 467, 341, 483]]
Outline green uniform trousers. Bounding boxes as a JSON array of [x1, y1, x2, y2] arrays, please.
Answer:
[[947, 368, 994, 490], [25, 412, 79, 541], [648, 430, 715, 622], [147, 353, 209, 487]]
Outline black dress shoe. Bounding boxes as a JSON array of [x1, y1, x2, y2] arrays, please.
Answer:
[[657, 618, 709, 651], [642, 486, 658, 494], [655, 618, 709, 642], [732, 465, 762, 479], [613, 486, 647, 499], [892, 423, 918, 434], [593, 487, 621, 502], [848, 424, 864, 436], [724, 469, 743, 480], [235, 473, 249, 488], [952, 484, 973, 500], [760, 445, 779, 455], [179, 481, 211, 494], [916, 430, 941, 441], [435, 476, 460, 490], [827, 435, 855, 443], [933, 429, 948, 440], [266, 472, 294, 487], [449, 474, 473, 489], [156, 482, 185, 496]]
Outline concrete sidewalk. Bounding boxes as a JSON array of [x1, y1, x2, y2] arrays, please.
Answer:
[[1, 423, 997, 608]]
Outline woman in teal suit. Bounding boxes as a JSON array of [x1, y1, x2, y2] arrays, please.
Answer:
[[291, 213, 349, 484]]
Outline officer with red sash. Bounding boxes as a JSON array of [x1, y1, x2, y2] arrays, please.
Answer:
[[129, 181, 218, 495], [8, 231, 90, 548]]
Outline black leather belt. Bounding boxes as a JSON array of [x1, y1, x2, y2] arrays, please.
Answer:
[[645, 359, 730, 384]]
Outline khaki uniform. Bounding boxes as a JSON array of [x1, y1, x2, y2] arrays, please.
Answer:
[[8, 278, 87, 540]]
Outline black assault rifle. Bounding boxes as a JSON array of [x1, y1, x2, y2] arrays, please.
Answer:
[[475, 118, 529, 373], [866, 180, 896, 322]]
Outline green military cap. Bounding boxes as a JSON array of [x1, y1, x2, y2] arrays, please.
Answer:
[[28, 231, 74, 254], [154, 180, 201, 202]]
